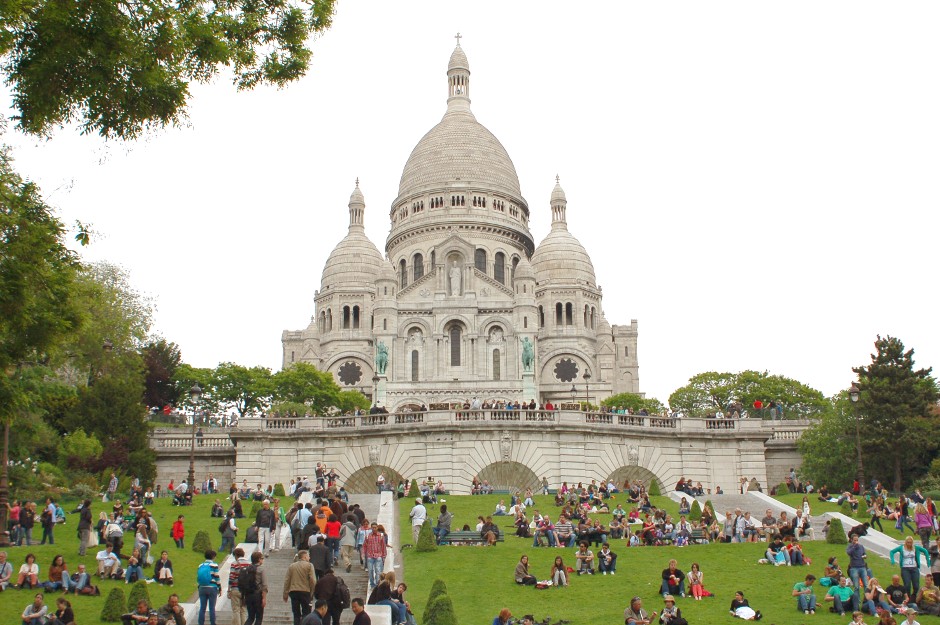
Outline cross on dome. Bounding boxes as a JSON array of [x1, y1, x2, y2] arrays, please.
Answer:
[[454, 32, 462, 46]]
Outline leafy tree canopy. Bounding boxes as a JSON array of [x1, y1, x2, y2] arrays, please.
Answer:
[[212, 362, 274, 419], [601, 392, 665, 414], [668, 370, 829, 419], [797, 392, 856, 491], [273, 362, 340, 415], [142, 338, 182, 409], [1, 0, 337, 138]]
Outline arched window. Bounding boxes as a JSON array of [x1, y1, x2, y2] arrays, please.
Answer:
[[555, 303, 563, 326], [494, 252, 505, 284], [449, 325, 462, 366], [430, 250, 436, 271], [523, 316, 528, 329], [474, 249, 487, 272], [326, 309, 332, 332], [342, 306, 351, 329], [591, 306, 597, 329], [411, 350, 419, 382], [565, 302, 573, 326], [319, 311, 325, 333], [538, 306, 544, 329], [399, 259, 407, 289], [493, 349, 501, 381], [352, 305, 360, 329], [413, 253, 424, 281], [584, 305, 589, 327], [383, 319, 387, 331], [511, 257, 519, 286]]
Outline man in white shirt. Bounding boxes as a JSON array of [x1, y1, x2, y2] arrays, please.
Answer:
[[0, 551, 13, 590], [96, 545, 121, 578], [409, 498, 427, 544]]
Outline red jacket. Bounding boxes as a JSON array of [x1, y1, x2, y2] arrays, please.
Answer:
[[171, 520, 185, 539]]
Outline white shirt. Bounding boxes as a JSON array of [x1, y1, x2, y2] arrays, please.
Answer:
[[410, 503, 427, 527]]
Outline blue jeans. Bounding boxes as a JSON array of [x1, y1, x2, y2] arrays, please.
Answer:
[[848, 567, 870, 598], [790, 550, 804, 566], [796, 593, 816, 611], [661, 579, 685, 595], [199, 585, 218, 625], [377, 599, 406, 624], [832, 593, 859, 614], [367, 557, 384, 587], [125, 565, 144, 583], [902, 566, 920, 598], [220, 535, 234, 555], [598, 556, 617, 573], [432, 527, 449, 545], [64, 572, 89, 593], [533, 530, 556, 547]]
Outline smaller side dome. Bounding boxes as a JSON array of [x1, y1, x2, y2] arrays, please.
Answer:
[[448, 39, 469, 71], [514, 256, 535, 281], [319, 181, 384, 290], [378, 260, 397, 283], [550, 175, 567, 204]]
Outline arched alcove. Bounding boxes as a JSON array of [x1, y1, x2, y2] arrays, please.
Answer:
[[476, 461, 540, 492], [344, 465, 406, 495], [606, 465, 663, 491]]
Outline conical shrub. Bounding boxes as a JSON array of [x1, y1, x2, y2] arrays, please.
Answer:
[[101, 587, 127, 622], [688, 500, 702, 522], [648, 480, 661, 496], [127, 580, 151, 611], [827, 517, 848, 544], [425, 594, 458, 625], [423, 578, 449, 624], [840, 502, 855, 518], [192, 530, 213, 553], [416, 520, 437, 552], [273, 483, 286, 497], [410, 479, 419, 497]]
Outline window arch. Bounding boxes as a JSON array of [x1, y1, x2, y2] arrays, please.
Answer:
[[326, 309, 333, 332], [493, 349, 501, 381], [584, 305, 589, 327], [494, 252, 505, 284], [342, 305, 351, 330], [565, 302, 573, 326], [591, 306, 597, 329], [399, 259, 407, 289], [413, 253, 424, 281], [411, 350, 419, 382], [430, 250, 436, 271], [474, 248, 487, 272], [555, 302, 563, 326], [538, 306, 544, 329], [511, 256, 519, 286], [352, 305, 360, 329], [449, 324, 462, 366]]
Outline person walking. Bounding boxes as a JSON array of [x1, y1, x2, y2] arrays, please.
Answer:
[[339, 516, 357, 573], [408, 499, 426, 545], [256, 501, 275, 556], [283, 550, 317, 625], [227, 548, 251, 625], [77, 500, 93, 557], [196, 550, 221, 625], [313, 568, 344, 625], [244, 551, 268, 625], [363, 524, 387, 590]]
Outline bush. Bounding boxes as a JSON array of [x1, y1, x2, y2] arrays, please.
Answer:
[[423, 579, 449, 624], [827, 517, 848, 544], [416, 520, 437, 552], [126, 580, 151, 611], [648, 480, 661, 497], [425, 594, 458, 625], [248, 502, 261, 519], [101, 587, 127, 622], [410, 479, 419, 497], [840, 502, 855, 518], [192, 530, 213, 553], [688, 500, 702, 522], [776, 482, 790, 496], [273, 483, 286, 497]]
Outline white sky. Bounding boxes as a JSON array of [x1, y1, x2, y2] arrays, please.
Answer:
[[4, 2, 939, 404]]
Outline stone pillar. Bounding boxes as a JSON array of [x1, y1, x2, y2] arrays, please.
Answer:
[[375, 375, 388, 408], [522, 371, 536, 404]]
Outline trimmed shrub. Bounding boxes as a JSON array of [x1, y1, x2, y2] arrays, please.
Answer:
[[827, 517, 848, 544], [648, 480, 661, 497], [776, 482, 790, 496], [416, 519, 437, 552], [423, 579, 449, 624], [248, 502, 261, 519], [425, 594, 458, 625], [840, 502, 855, 518], [126, 580, 151, 611], [410, 479, 419, 497], [101, 587, 127, 622], [273, 483, 286, 497], [192, 530, 213, 553], [688, 499, 702, 522]]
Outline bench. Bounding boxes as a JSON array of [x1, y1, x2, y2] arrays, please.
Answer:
[[441, 530, 505, 545]]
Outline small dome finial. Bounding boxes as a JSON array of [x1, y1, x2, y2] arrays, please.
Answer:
[[550, 175, 568, 228], [355, 177, 360, 188], [454, 32, 462, 47], [556, 174, 560, 184], [348, 179, 365, 229]]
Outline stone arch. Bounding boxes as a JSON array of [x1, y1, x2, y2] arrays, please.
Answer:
[[398, 317, 432, 337], [606, 465, 663, 492], [436, 313, 473, 335], [344, 465, 406, 495], [476, 461, 540, 492]]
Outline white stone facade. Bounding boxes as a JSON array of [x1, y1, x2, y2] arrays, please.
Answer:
[[281, 43, 639, 409]]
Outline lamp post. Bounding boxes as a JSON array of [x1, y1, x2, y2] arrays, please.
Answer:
[[849, 382, 864, 488], [583, 371, 591, 410], [187, 383, 203, 490]]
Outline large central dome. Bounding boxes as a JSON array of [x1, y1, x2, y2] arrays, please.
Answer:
[[396, 43, 522, 202]]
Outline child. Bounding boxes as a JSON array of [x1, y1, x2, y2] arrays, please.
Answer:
[[171, 515, 185, 549]]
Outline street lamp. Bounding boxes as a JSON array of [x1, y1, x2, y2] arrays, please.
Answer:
[[583, 371, 591, 411], [570, 384, 577, 406], [187, 383, 203, 490], [849, 382, 864, 488]]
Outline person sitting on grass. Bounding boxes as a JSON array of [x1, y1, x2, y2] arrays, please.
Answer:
[[154, 551, 174, 585], [14, 553, 39, 589], [598, 543, 617, 575], [886, 574, 918, 613], [41, 555, 68, 592], [730, 590, 761, 620], [661, 559, 685, 597], [765, 536, 788, 566], [826, 576, 860, 616], [575, 542, 594, 575], [124, 549, 145, 584], [21, 593, 48, 625], [864, 577, 896, 616], [793, 574, 817, 614], [550, 556, 569, 587], [514, 555, 536, 585], [625, 596, 657, 625], [915, 575, 940, 616], [480, 516, 500, 546], [659, 594, 687, 625]]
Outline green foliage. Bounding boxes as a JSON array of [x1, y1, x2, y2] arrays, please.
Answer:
[[273, 363, 341, 415], [101, 587, 127, 622], [668, 370, 829, 419], [853, 335, 939, 492], [688, 499, 702, 522], [703, 500, 715, 519], [840, 502, 855, 518], [212, 362, 274, 419], [648, 480, 661, 496], [249, 502, 261, 519], [337, 389, 371, 414], [425, 594, 458, 625], [173, 364, 219, 418], [776, 482, 789, 496], [273, 483, 286, 497], [423, 579, 449, 625], [410, 479, 420, 497], [59, 428, 103, 468], [126, 580, 151, 611], [192, 530, 212, 553], [601, 392, 665, 414], [142, 339, 182, 410], [798, 394, 857, 491], [416, 520, 437, 552], [1, 0, 338, 139], [827, 517, 848, 544]]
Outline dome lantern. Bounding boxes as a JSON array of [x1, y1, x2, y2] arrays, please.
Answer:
[[447, 33, 471, 114], [551, 174, 568, 229]]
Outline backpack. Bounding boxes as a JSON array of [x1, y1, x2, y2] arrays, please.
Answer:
[[219, 519, 228, 534], [237, 564, 258, 596], [335, 576, 351, 609], [196, 561, 215, 586]]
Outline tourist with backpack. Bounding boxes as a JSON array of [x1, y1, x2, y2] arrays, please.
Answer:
[[196, 550, 221, 625], [314, 568, 349, 625], [241, 551, 268, 625], [219, 511, 237, 555]]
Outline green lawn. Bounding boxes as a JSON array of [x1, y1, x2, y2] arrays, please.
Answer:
[[2, 494, 226, 625], [774, 493, 918, 541], [401, 495, 902, 625]]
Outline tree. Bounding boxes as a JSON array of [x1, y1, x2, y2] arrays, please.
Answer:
[[797, 394, 855, 491], [142, 339, 182, 410], [273, 363, 340, 415], [172, 364, 219, 421], [601, 392, 665, 414], [853, 335, 939, 492], [1, 0, 337, 139], [212, 362, 274, 419], [415, 520, 437, 552], [336, 389, 370, 414], [0, 148, 83, 544], [668, 370, 828, 419]]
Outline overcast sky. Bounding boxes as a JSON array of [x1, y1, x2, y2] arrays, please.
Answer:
[[4, 2, 939, 404]]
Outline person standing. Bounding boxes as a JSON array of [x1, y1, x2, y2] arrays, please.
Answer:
[[244, 551, 268, 625], [106, 473, 119, 502], [196, 550, 221, 625], [408, 499, 426, 545], [283, 550, 317, 625], [313, 568, 344, 625], [77, 500, 93, 557], [227, 547, 251, 625], [351, 598, 371, 625], [339, 516, 357, 573], [219, 511, 237, 556], [363, 524, 387, 589], [172, 515, 186, 549], [256, 501, 275, 556], [892, 536, 931, 600]]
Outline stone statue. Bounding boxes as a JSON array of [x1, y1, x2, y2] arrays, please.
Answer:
[[449, 260, 461, 296], [520, 337, 534, 372], [500, 431, 512, 461], [628, 445, 639, 466], [375, 340, 388, 375]]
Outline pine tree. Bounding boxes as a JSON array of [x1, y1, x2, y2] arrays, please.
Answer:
[[688, 500, 702, 522], [192, 530, 213, 553]]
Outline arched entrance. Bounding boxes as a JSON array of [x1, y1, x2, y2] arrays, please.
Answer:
[[606, 466, 663, 492], [477, 461, 540, 492], [344, 465, 406, 494]]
